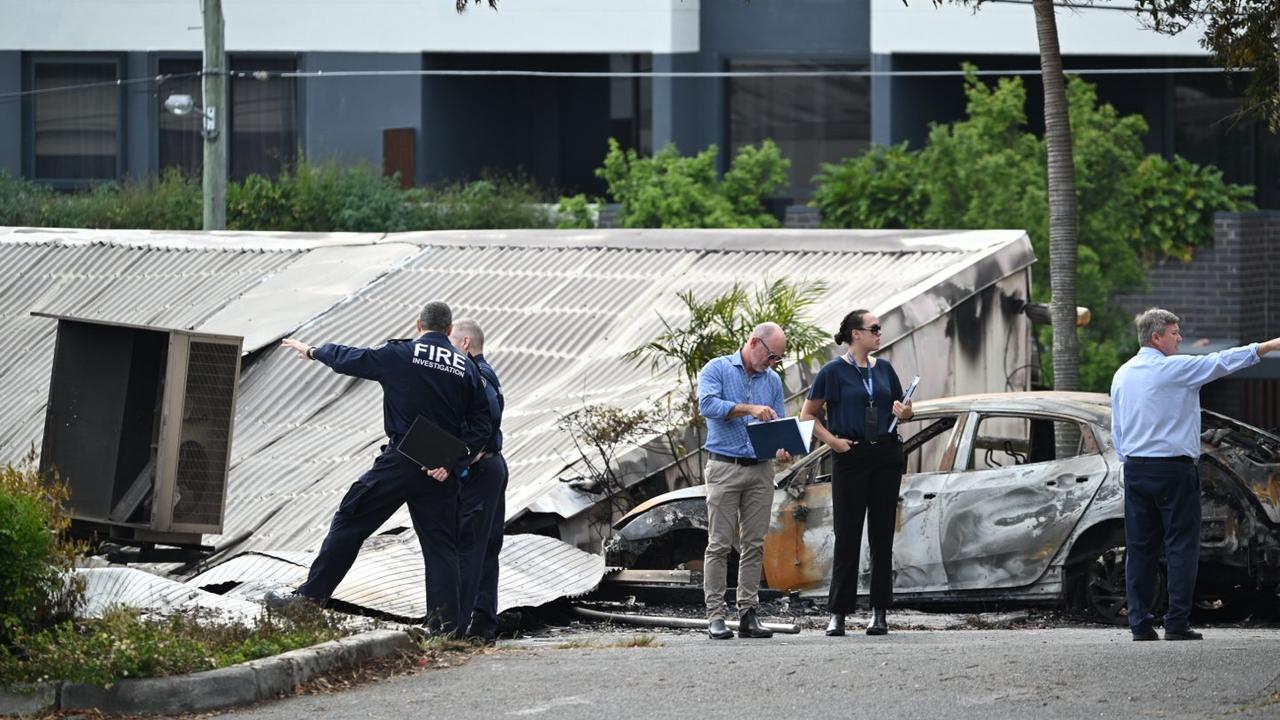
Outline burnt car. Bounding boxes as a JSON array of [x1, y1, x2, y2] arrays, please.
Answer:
[[608, 392, 1280, 623]]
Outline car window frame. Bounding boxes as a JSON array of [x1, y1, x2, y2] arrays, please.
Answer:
[[956, 410, 1103, 471]]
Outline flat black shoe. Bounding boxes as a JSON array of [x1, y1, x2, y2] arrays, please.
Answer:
[[708, 618, 734, 640], [825, 614, 846, 637], [1131, 627, 1159, 641], [1164, 628, 1203, 641], [866, 607, 888, 636], [737, 609, 773, 639]]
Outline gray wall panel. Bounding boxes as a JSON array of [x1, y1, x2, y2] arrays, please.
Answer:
[[124, 52, 152, 178], [0, 51, 20, 177], [299, 52, 423, 171], [654, 1, 872, 170]]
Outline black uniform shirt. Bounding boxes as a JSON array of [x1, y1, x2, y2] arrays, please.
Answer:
[[472, 353, 504, 454], [807, 356, 904, 439], [312, 331, 492, 462]]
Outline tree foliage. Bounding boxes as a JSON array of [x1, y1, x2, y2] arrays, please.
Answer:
[[1136, 0, 1280, 129], [595, 138, 790, 228], [0, 456, 84, 644], [812, 67, 1255, 390]]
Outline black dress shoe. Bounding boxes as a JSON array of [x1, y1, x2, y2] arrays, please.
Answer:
[[1164, 628, 1203, 641], [708, 618, 734, 640], [1131, 627, 1159, 641], [825, 614, 846, 637], [866, 607, 888, 636], [737, 609, 774, 638]]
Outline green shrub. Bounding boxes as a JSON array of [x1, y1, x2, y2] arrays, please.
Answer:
[[555, 193, 595, 229], [0, 458, 84, 643], [1, 163, 557, 232], [595, 138, 790, 228], [411, 177, 553, 230], [0, 605, 346, 686]]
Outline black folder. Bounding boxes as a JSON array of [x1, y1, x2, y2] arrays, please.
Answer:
[[397, 415, 467, 470]]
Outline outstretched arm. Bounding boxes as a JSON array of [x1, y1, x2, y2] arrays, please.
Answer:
[[280, 338, 386, 381]]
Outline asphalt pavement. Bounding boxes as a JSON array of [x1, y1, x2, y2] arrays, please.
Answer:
[[215, 624, 1280, 720]]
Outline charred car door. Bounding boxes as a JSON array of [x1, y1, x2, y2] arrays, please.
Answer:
[[935, 412, 1109, 591], [763, 412, 965, 595], [881, 412, 969, 594]]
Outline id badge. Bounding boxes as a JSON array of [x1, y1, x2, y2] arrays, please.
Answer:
[[864, 404, 879, 443]]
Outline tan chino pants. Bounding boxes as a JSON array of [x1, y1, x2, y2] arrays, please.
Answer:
[[703, 458, 775, 620]]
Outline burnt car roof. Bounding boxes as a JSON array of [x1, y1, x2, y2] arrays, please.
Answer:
[[912, 391, 1112, 427]]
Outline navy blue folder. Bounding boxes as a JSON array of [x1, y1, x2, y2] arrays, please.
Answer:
[[746, 417, 813, 459]]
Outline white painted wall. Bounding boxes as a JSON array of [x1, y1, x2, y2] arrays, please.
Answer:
[[872, 0, 1206, 57], [0, 0, 699, 54]]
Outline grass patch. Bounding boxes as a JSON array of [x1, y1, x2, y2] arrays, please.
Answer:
[[556, 634, 661, 650], [0, 602, 348, 686]]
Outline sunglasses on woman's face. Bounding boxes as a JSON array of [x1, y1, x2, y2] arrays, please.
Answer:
[[855, 324, 882, 335]]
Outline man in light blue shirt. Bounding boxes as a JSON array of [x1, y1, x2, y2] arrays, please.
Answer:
[[698, 321, 792, 640], [1111, 307, 1280, 641]]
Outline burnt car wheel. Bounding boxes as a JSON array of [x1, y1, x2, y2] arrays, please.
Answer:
[[1076, 531, 1167, 626], [1192, 585, 1260, 623]]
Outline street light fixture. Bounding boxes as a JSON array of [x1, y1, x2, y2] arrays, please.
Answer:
[[163, 93, 218, 139]]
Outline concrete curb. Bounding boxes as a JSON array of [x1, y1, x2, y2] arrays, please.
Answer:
[[0, 628, 416, 716]]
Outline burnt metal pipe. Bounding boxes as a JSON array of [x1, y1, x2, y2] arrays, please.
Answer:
[[571, 605, 802, 634]]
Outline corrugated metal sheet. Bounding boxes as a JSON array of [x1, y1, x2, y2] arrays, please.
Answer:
[[1, 226, 1032, 617], [184, 533, 603, 618], [77, 567, 264, 623]]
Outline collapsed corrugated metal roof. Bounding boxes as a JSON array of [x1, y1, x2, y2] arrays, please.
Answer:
[[184, 533, 604, 619], [0, 226, 1032, 618]]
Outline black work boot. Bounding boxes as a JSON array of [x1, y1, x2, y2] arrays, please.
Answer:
[[737, 609, 774, 638], [825, 613, 846, 637], [708, 618, 734, 640], [866, 607, 888, 636]]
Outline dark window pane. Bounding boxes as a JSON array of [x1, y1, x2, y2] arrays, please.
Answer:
[[230, 57, 296, 180], [1174, 73, 1280, 208], [158, 58, 202, 178], [728, 60, 870, 200], [33, 61, 119, 181]]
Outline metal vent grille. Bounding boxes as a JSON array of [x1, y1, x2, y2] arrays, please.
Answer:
[[172, 341, 238, 527]]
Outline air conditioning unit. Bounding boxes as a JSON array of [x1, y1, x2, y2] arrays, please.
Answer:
[[35, 313, 242, 558]]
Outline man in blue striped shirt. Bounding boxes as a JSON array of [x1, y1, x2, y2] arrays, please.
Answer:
[[1111, 308, 1280, 641], [698, 322, 792, 640]]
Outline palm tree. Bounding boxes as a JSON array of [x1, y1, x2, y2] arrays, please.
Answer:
[[1030, 0, 1082, 458]]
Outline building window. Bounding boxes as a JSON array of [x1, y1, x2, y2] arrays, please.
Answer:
[[158, 56, 297, 180], [1174, 72, 1280, 209], [727, 60, 870, 200], [30, 58, 121, 183], [609, 54, 652, 156], [158, 58, 202, 177]]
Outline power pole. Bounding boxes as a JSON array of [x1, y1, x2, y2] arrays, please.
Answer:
[[202, 0, 227, 230]]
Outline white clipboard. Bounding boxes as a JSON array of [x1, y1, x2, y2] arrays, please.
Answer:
[[887, 376, 921, 433]]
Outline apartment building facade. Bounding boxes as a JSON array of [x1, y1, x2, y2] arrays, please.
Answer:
[[2, 0, 1273, 205]]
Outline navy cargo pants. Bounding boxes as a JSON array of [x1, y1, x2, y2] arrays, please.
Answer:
[[1123, 458, 1201, 634], [457, 453, 508, 635], [298, 444, 461, 633]]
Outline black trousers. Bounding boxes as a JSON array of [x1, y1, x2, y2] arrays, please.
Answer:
[[1124, 459, 1201, 633], [827, 439, 904, 614], [298, 445, 460, 633], [458, 453, 508, 633]]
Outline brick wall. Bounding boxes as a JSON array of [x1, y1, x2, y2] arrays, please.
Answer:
[[1114, 211, 1280, 428]]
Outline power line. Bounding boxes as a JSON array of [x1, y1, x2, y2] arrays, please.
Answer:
[[0, 65, 1251, 101]]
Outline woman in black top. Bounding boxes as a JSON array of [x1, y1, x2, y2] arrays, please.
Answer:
[[801, 309, 913, 636]]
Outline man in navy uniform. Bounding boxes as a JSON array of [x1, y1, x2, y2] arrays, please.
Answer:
[[270, 300, 491, 635], [448, 318, 508, 643]]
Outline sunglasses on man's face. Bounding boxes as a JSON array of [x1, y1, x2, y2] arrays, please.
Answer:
[[756, 336, 785, 363], [855, 324, 883, 335]]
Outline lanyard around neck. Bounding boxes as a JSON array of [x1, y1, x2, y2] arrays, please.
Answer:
[[843, 352, 874, 403]]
